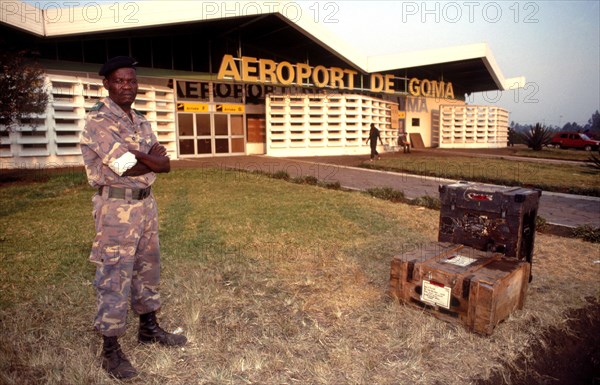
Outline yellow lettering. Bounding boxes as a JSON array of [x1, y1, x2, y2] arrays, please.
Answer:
[[241, 56, 259, 82], [258, 58, 277, 83], [433, 81, 444, 98], [312, 65, 329, 88], [445, 82, 454, 99], [217, 54, 241, 81], [408, 78, 420, 96], [219, 55, 431, 94], [421, 79, 431, 97], [344, 69, 357, 89], [370, 73, 383, 92], [276, 61, 295, 85], [296, 63, 311, 86], [384, 74, 394, 93], [329, 67, 344, 88]]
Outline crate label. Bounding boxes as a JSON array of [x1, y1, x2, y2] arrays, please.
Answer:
[[466, 192, 493, 201], [421, 280, 451, 309], [443, 253, 477, 267]]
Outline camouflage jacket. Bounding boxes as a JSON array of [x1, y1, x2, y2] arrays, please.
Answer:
[[80, 97, 158, 189]]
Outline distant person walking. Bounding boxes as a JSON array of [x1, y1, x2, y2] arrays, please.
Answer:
[[366, 123, 383, 161]]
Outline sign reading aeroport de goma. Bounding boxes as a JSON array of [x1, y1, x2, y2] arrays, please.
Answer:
[[217, 54, 455, 99]]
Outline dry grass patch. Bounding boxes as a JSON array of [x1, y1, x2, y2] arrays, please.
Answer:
[[0, 168, 598, 385]]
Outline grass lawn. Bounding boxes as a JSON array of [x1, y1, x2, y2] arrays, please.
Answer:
[[510, 147, 596, 162], [426, 145, 596, 162], [0, 168, 598, 385], [362, 153, 600, 196]]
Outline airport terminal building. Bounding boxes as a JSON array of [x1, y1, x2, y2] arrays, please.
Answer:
[[0, 1, 525, 168]]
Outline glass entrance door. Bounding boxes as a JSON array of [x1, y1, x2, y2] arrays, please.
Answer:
[[177, 112, 245, 157], [196, 114, 212, 155], [177, 113, 196, 156]]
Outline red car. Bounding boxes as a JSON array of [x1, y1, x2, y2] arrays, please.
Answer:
[[550, 132, 600, 151]]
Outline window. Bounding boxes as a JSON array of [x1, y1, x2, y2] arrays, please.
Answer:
[[57, 41, 82, 62], [131, 38, 152, 67], [196, 115, 210, 136], [177, 114, 193, 136], [231, 115, 244, 136], [106, 38, 129, 60], [412, 118, 420, 127], [215, 138, 229, 153], [152, 36, 172, 69], [83, 39, 106, 64], [179, 139, 194, 155], [214, 115, 228, 136]]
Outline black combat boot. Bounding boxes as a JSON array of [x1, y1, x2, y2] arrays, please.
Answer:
[[138, 311, 187, 346], [101, 335, 138, 380]]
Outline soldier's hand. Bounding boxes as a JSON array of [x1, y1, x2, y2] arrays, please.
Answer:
[[149, 142, 167, 157]]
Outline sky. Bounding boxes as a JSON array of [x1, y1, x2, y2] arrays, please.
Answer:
[[18, 0, 600, 127], [301, 0, 600, 127]]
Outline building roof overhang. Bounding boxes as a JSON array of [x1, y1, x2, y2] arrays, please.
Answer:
[[367, 44, 526, 92], [1, 0, 524, 92]]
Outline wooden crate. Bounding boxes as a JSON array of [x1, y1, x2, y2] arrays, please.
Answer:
[[438, 182, 541, 267], [390, 242, 530, 335]]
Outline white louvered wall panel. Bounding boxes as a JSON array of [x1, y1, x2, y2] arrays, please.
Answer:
[[266, 94, 398, 157], [439, 105, 509, 148], [0, 73, 177, 169]]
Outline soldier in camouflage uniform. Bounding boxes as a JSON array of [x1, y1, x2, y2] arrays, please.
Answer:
[[80, 56, 186, 380]]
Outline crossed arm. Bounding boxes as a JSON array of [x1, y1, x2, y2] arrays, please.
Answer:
[[123, 142, 171, 176]]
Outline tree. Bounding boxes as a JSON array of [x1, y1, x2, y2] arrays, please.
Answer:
[[0, 47, 49, 131], [562, 121, 583, 132], [520, 123, 554, 151], [507, 126, 518, 146], [584, 110, 600, 137]]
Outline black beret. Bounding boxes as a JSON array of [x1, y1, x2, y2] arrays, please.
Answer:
[[99, 56, 138, 77]]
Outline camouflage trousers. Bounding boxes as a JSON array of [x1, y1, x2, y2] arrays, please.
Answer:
[[90, 190, 161, 337]]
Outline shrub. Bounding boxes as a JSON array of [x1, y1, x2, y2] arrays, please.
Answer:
[[271, 170, 290, 180], [535, 215, 548, 232], [520, 123, 554, 151], [318, 180, 341, 190], [291, 175, 318, 185], [366, 187, 406, 203], [572, 225, 600, 243], [585, 153, 600, 172], [408, 196, 441, 210], [250, 169, 271, 178]]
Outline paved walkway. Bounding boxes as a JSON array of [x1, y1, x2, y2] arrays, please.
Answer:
[[173, 154, 600, 229]]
